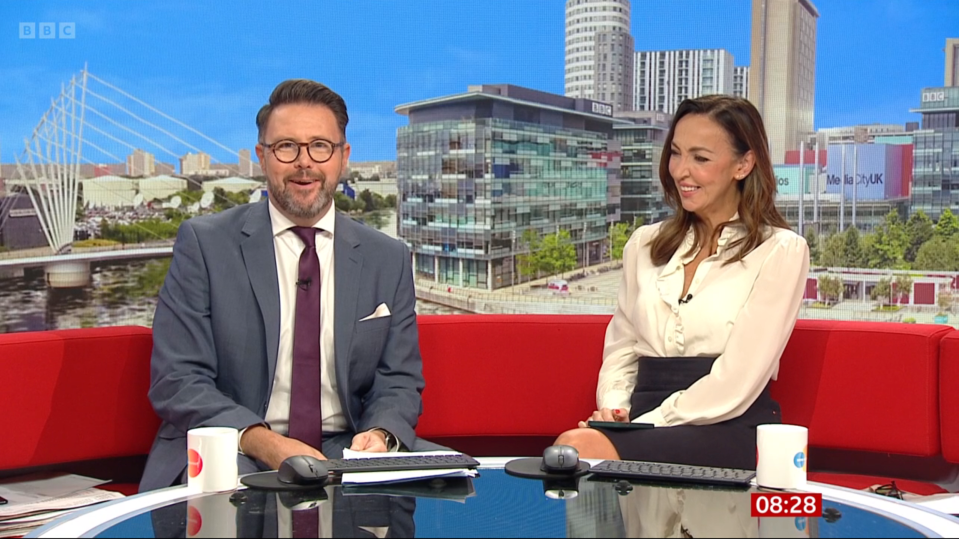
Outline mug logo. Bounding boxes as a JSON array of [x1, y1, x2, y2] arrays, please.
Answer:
[[187, 505, 202, 536], [793, 451, 806, 469], [795, 517, 807, 532], [188, 449, 203, 478]]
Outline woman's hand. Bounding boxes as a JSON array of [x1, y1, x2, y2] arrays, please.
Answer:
[[578, 408, 629, 428]]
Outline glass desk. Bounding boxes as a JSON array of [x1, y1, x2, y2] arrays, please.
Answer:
[[28, 458, 959, 538]]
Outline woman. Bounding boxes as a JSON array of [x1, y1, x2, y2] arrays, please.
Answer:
[[555, 95, 810, 470]]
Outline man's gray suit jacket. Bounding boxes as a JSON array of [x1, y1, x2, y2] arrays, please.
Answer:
[[139, 201, 424, 491]]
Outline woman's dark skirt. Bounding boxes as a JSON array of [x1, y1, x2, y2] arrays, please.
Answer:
[[597, 357, 780, 470]]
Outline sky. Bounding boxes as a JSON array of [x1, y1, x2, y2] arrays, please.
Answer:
[[0, 0, 956, 165]]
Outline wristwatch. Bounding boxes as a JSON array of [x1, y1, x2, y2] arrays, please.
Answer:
[[373, 429, 398, 452]]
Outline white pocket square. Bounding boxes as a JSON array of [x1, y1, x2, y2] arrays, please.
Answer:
[[359, 303, 391, 322]]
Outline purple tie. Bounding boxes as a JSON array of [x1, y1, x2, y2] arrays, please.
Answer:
[[288, 226, 323, 450], [292, 508, 319, 538]]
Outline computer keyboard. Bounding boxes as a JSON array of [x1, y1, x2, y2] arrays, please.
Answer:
[[589, 460, 756, 488], [325, 454, 481, 474]]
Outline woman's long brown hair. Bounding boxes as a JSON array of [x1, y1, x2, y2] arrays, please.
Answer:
[[650, 95, 791, 266]]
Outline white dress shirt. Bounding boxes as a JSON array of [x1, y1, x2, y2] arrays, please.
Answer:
[[265, 201, 347, 435], [598, 219, 810, 427]]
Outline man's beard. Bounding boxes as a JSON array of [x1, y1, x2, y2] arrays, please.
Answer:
[[269, 170, 334, 220]]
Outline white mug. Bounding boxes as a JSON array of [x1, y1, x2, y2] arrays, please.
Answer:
[[187, 427, 239, 493], [756, 424, 808, 490], [187, 493, 238, 538]]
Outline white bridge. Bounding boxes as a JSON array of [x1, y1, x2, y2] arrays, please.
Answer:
[[0, 65, 257, 287]]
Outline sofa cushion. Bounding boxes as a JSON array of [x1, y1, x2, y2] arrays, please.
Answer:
[[416, 315, 609, 439], [939, 333, 959, 464], [0, 327, 159, 471], [773, 320, 950, 458]]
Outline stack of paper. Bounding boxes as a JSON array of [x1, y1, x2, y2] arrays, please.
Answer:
[[0, 474, 124, 537], [339, 450, 478, 486]]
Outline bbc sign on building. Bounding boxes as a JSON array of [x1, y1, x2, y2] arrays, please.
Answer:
[[825, 144, 905, 200]]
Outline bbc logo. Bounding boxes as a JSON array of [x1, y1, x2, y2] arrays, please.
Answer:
[[19, 22, 75, 39]]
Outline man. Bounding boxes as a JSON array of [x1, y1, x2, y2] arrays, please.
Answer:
[[140, 79, 434, 491]]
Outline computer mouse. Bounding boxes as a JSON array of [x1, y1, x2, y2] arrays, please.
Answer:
[[277, 455, 330, 486], [541, 445, 580, 474]]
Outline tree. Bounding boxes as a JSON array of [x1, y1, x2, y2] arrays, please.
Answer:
[[804, 228, 821, 266], [865, 211, 907, 269], [334, 192, 353, 212], [359, 189, 376, 212], [609, 222, 631, 261], [905, 210, 934, 263], [842, 227, 864, 268], [936, 208, 959, 239], [818, 275, 843, 304], [871, 277, 894, 306], [939, 289, 955, 314], [893, 274, 913, 304], [819, 232, 846, 267], [516, 228, 541, 279], [384, 194, 397, 208], [537, 230, 577, 277], [914, 237, 959, 271]]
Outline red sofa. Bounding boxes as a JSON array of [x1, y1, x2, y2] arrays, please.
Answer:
[[939, 333, 959, 465], [0, 326, 158, 495], [2, 316, 958, 495]]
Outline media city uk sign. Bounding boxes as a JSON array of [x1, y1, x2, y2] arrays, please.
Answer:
[[19, 23, 75, 39], [825, 144, 904, 200]]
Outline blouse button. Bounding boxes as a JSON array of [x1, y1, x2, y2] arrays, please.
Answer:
[[667, 336, 673, 343]]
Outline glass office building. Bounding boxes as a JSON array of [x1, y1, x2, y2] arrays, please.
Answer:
[[613, 111, 671, 226], [909, 87, 959, 221], [395, 84, 631, 290]]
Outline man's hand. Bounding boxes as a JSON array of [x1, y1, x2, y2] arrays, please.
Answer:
[[349, 430, 389, 453], [240, 425, 326, 470], [578, 408, 629, 428]]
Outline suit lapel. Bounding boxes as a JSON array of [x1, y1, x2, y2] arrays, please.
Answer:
[[334, 213, 363, 427], [240, 201, 281, 394]]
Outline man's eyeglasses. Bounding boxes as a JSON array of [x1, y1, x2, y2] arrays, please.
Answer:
[[261, 139, 344, 164]]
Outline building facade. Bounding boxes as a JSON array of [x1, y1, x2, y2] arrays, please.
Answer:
[[749, 0, 819, 164], [733, 65, 750, 99], [180, 152, 211, 176], [238, 149, 254, 177], [633, 49, 737, 114], [125, 149, 155, 177], [946, 38, 959, 87], [0, 193, 47, 250], [564, 0, 634, 113], [395, 84, 629, 290], [613, 110, 671, 226], [908, 87, 959, 222]]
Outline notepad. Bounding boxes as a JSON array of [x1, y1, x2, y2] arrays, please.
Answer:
[[339, 450, 478, 485]]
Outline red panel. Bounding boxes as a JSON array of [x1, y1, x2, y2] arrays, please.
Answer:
[[804, 278, 818, 300], [785, 149, 827, 166], [416, 315, 609, 438], [902, 144, 913, 197], [0, 327, 159, 471], [772, 319, 949, 457], [940, 334, 959, 463], [914, 283, 936, 306]]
